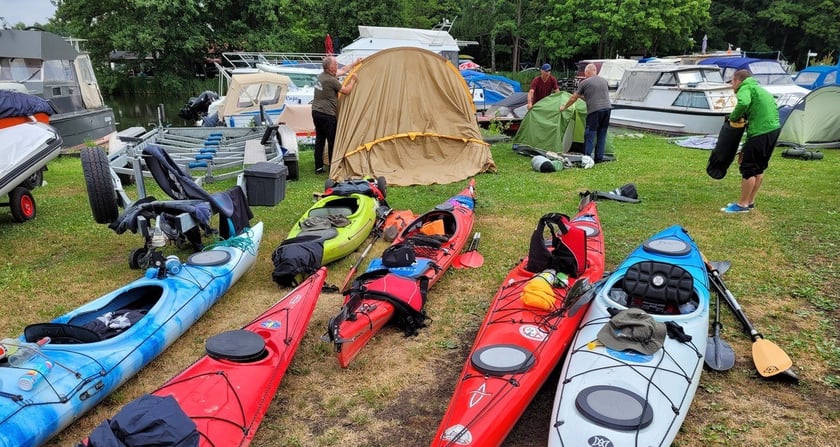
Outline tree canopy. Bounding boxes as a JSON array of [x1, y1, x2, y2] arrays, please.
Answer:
[[33, 0, 838, 92]]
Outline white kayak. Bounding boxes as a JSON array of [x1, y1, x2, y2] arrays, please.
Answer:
[[548, 225, 711, 447]]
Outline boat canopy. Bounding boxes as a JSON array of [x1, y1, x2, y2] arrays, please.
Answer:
[[219, 72, 290, 121], [616, 66, 726, 102]]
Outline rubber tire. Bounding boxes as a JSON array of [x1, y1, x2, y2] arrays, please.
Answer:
[[80, 146, 119, 224], [21, 169, 43, 189], [10, 186, 36, 222], [128, 247, 148, 270], [376, 176, 387, 198], [286, 158, 299, 181]]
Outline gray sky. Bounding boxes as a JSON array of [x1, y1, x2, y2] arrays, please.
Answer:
[[1, 0, 57, 27]]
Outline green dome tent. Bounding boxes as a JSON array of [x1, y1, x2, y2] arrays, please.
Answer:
[[511, 92, 615, 156]]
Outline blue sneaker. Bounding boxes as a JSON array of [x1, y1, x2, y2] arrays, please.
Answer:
[[721, 203, 751, 213], [727, 202, 755, 209]]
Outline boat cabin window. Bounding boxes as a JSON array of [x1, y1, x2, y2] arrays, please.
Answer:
[[238, 83, 283, 108], [1, 57, 41, 81], [656, 72, 678, 86], [76, 56, 98, 84], [284, 73, 317, 88], [794, 71, 820, 86], [676, 70, 705, 85], [673, 91, 710, 109], [825, 72, 837, 85], [43, 59, 75, 83], [676, 69, 723, 84]]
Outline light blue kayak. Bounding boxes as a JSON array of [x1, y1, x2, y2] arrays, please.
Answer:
[[548, 225, 711, 447], [0, 222, 263, 447]]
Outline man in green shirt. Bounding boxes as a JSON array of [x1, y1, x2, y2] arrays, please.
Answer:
[[721, 69, 780, 213]]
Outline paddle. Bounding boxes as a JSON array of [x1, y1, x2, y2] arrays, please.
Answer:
[[705, 284, 736, 371], [563, 277, 598, 317], [339, 206, 391, 293], [705, 261, 798, 381], [455, 232, 484, 269]]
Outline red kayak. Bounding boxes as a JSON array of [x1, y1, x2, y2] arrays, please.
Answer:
[[325, 179, 476, 368], [150, 267, 327, 446], [431, 196, 605, 447]]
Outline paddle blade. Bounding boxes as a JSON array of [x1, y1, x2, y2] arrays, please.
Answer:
[[458, 251, 484, 268], [753, 338, 793, 377], [711, 260, 732, 275], [565, 278, 597, 317], [705, 334, 736, 371], [455, 232, 483, 268]]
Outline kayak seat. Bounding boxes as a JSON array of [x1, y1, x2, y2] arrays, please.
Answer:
[[24, 322, 102, 344], [622, 261, 694, 315], [308, 206, 353, 218]]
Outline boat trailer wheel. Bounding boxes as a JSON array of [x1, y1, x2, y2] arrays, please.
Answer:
[[9, 186, 36, 222]]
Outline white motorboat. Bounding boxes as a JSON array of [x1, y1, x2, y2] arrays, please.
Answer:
[[0, 117, 62, 222], [610, 64, 736, 135], [698, 56, 810, 107]]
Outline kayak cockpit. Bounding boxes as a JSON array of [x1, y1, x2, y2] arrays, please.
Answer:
[[607, 261, 699, 316], [24, 285, 163, 344]]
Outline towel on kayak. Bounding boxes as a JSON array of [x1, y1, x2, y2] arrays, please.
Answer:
[[82, 394, 198, 447]]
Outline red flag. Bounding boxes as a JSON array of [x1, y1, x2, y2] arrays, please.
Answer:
[[325, 34, 334, 55]]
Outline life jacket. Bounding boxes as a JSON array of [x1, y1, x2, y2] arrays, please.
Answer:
[[345, 269, 429, 336], [525, 213, 587, 278]]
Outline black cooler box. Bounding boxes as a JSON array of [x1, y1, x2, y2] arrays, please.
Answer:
[[244, 162, 287, 206]]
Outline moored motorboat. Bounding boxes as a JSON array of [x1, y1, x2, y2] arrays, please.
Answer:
[[431, 196, 605, 447], [610, 64, 736, 135], [0, 30, 116, 149], [325, 179, 476, 368], [548, 225, 710, 447], [0, 222, 263, 447], [83, 267, 327, 447]]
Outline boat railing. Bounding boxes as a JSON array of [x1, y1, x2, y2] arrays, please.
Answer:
[[221, 52, 328, 69]]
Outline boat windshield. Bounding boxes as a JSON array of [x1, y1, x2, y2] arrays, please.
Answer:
[[794, 71, 821, 86], [675, 69, 724, 84]]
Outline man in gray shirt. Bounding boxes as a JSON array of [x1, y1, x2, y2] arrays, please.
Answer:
[[559, 64, 611, 163], [311, 56, 359, 173]]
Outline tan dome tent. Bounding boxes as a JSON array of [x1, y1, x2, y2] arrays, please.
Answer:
[[329, 47, 496, 186]]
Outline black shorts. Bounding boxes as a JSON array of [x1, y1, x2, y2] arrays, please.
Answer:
[[739, 128, 780, 179]]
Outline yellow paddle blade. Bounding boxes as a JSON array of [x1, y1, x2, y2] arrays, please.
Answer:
[[752, 338, 793, 377]]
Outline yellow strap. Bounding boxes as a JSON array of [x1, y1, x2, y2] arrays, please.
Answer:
[[344, 132, 489, 158]]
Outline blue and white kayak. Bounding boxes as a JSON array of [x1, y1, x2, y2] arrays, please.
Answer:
[[0, 222, 263, 447], [548, 225, 710, 447]]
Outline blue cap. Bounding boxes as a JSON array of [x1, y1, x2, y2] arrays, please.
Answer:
[[541, 63, 551, 71]]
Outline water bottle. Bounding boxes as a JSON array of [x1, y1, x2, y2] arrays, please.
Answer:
[[151, 218, 167, 248], [17, 357, 53, 391], [165, 255, 182, 275], [537, 269, 569, 288], [7, 337, 51, 367], [0, 337, 20, 361]]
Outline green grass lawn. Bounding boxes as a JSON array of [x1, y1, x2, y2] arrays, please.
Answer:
[[1, 134, 837, 446]]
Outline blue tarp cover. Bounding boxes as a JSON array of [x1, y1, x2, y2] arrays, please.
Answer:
[[0, 90, 53, 118]]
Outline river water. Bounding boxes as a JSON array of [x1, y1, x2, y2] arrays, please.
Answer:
[[107, 94, 194, 131]]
